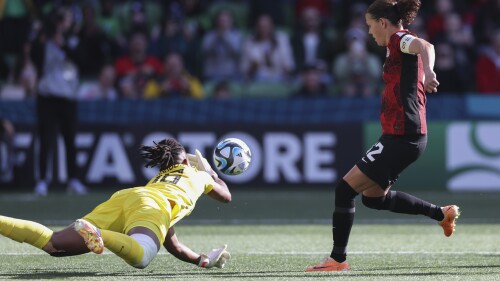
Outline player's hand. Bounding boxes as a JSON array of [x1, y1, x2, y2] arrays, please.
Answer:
[[188, 150, 217, 177], [198, 245, 231, 269], [424, 70, 439, 93]]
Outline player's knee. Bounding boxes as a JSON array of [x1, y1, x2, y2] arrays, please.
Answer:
[[130, 233, 158, 269], [335, 179, 358, 201], [362, 195, 386, 210]]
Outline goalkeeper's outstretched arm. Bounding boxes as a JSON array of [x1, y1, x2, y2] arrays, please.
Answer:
[[164, 227, 200, 265], [187, 150, 231, 203], [207, 175, 231, 203], [164, 227, 230, 269]]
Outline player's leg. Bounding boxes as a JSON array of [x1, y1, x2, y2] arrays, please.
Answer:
[[74, 219, 161, 269], [35, 96, 57, 196], [306, 166, 378, 272], [59, 100, 87, 195], [362, 187, 444, 219], [362, 187, 459, 236], [76, 189, 168, 268], [359, 135, 459, 236], [103, 225, 160, 269], [0, 215, 53, 251], [45, 224, 90, 256]]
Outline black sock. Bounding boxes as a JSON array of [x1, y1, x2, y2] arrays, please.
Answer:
[[330, 179, 358, 263], [362, 191, 444, 221]]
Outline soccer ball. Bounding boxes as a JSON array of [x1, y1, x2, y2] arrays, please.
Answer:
[[213, 138, 252, 175]]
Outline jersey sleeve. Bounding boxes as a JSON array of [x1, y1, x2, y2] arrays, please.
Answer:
[[199, 171, 216, 194]]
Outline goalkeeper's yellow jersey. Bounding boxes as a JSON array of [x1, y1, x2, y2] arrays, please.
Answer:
[[144, 164, 215, 226]]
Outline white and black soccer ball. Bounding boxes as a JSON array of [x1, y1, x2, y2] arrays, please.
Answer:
[[213, 138, 252, 175]]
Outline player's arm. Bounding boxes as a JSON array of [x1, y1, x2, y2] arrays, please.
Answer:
[[164, 227, 231, 268], [188, 150, 231, 203], [405, 36, 439, 93], [207, 174, 232, 203], [164, 227, 200, 265]]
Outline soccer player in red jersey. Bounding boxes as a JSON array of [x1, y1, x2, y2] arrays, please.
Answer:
[[306, 0, 460, 272]]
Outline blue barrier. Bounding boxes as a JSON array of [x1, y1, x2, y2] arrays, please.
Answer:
[[0, 95, 490, 125]]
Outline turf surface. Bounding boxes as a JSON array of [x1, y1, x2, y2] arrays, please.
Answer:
[[1, 224, 499, 280], [0, 190, 499, 280]]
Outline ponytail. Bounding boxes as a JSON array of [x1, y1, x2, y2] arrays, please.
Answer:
[[367, 0, 421, 27], [140, 138, 185, 170]]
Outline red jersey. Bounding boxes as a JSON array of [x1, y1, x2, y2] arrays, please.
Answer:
[[381, 30, 427, 135], [114, 55, 164, 78]]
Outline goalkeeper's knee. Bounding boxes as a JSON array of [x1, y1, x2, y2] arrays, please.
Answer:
[[362, 194, 390, 210], [130, 234, 158, 269]]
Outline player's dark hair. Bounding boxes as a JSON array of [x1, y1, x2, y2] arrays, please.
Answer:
[[367, 0, 421, 27], [140, 138, 185, 170]]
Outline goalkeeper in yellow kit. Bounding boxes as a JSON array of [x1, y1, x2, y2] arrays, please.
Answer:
[[0, 138, 232, 269]]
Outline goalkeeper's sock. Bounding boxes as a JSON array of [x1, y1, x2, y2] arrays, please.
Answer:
[[0, 215, 53, 249], [330, 180, 358, 263], [362, 191, 445, 221], [100, 229, 145, 267]]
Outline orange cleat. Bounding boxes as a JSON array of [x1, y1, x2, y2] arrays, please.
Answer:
[[439, 205, 460, 237], [305, 257, 351, 272], [74, 219, 104, 254]]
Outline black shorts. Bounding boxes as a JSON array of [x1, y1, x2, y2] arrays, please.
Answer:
[[356, 134, 427, 189]]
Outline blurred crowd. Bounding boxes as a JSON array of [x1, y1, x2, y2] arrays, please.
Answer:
[[0, 0, 498, 101]]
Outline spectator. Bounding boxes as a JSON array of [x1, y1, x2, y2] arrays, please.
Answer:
[[332, 39, 381, 97], [75, 4, 118, 79], [293, 64, 329, 97], [295, 0, 331, 19], [151, 2, 204, 76], [475, 29, 500, 93], [201, 9, 242, 81], [150, 15, 189, 61], [114, 31, 163, 98], [249, 0, 292, 28], [34, 7, 87, 196], [425, 0, 456, 42], [473, 0, 500, 47], [0, 42, 37, 100], [291, 6, 332, 74], [241, 14, 295, 82], [116, 0, 162, 37], [330, 3, 385, 62], [97, 0, 126, 51], [408, 15, 429, 41], [0, 0, 35, 55], [212, 81, 232, 99], [0, 118, 15, 182], [144, 52, 203, 99], [434, 42, 469, 94], [435, 12, 474, 62], [77, 65, 118, 100]]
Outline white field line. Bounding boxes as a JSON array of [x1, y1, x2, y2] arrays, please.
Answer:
[[2, 251, 500, 256]]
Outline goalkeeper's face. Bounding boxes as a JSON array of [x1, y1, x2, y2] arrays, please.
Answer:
[[177, 150, 189, 166]]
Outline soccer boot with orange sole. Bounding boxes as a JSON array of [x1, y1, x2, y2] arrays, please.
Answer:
[[74, 219, 104, 254], [439, 205, 460, 237], [306, 257, 351, 272]]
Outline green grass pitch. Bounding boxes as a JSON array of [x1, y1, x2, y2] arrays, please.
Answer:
[[1, 190, 500, 280]]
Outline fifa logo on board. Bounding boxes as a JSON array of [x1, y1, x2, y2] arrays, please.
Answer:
[[446, 122, 500, 191]]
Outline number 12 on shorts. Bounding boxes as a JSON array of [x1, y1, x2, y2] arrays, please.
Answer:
[[362, 142, 384, 163]]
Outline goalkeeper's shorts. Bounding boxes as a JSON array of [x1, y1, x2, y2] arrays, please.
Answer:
[[82, 187, 171, 244], [356, 134, 427, 189]]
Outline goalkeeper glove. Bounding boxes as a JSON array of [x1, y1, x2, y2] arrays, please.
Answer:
[[187, 149, 217, 177], [197, 244, 231, 269]]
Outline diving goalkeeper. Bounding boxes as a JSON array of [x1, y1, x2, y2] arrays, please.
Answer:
[[0, 138, 231, 269]]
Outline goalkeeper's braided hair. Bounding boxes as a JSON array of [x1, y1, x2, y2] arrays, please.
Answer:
[[140, 138, 185, 170]]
